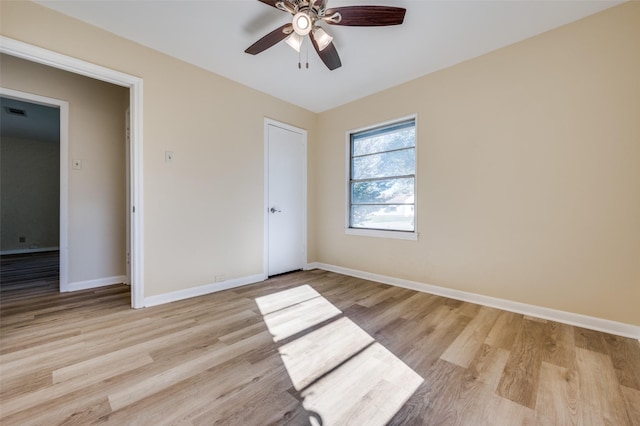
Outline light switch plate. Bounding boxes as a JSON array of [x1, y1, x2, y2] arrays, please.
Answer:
[[72, 159, 82, 170], [165, 151, 174, 163]]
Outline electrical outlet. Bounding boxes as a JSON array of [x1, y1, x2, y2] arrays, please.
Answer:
[[214, 274, 227, 282], [72, 159, 82, 170], [19, 236, 26, 243]]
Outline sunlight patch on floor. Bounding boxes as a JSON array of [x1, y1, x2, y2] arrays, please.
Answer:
[[278, 316, 374, 390], [255, 285, 423, 425], [256, 285, 342, 342]]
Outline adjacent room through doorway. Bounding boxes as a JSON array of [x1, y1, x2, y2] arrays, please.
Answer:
[[0, 55, 131, 305]]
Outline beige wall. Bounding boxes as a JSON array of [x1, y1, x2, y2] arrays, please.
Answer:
[[1, 136, 60, 252], [1, 54, 129, 283], [0, 1, 317, 296], [315, 2, 640, 326]]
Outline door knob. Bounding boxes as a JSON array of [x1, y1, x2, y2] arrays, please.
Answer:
[[270, 207, 281, 213]]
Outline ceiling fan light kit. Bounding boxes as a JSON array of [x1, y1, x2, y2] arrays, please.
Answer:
[[311, 26, 332, 51], [245, 0, 406, 70], [285, 32, 304, 52], [293, 12, 312, 35]]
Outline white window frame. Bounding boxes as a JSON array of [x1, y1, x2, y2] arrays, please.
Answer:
[[345, 114, 418, 241]]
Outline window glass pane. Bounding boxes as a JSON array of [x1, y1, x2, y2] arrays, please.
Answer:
[[349, 117, 416, 234], [351, 205, 414, 231], [352, 148, 415, 180], [351, 178, 414, 204], [353, 126, 415, 156]]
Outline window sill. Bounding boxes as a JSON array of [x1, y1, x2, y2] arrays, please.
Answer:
[[345, 228, 418, 241]]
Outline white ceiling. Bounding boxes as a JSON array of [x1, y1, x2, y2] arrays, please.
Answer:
[[1, 97, 60, 143], [35, 0, 621, 113]]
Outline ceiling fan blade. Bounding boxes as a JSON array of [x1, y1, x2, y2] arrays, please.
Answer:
[[324, 6, 406, 26], [245, 24, 293, 55], [309, 31, 341, 70], [258, 0, 296, 13], [257, 0, 281, 9]]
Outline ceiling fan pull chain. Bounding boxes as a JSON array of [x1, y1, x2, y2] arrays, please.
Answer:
[[305, 37, 309, 69]]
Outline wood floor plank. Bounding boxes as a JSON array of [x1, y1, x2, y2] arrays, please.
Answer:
[[1, 318, 194, 381], [360, 291, 441, 338], [496, 317, 546, 409], [490, 395, 536, 426], [465, 343, 510, 391], [403, 305, 472, 374], [602, 333, 640, 391], [1, 260, 637, 425], [452, 377, 535, 426], [102, 356, 286, 425], [388, 359, 464, 425], [355, 285, 404, 308], [53, 351, 154, 384], [391, 357, 536, 426], [188, 361, 298, 425], [64, 396, 113, 425], [542, 321, 577, 369], [574, 326, 608, 354], [456, 300, 482, 318], [0, 369, 52, 401], [374, 303, 457, 361], [108, 330, 273, 411], [621, 385, 640, 426], [440, 306, 501, 368], [194, 383, 300, 426], [535, 361, 580, 425], [1, 317, 152, 363], [484, 310, 523, 351], [1, 353, 154, 418], [576, 347, 632, 425], [399, 291, 445, 322]]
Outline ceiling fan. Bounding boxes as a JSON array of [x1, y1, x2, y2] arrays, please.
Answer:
[[245, 0, 406, 71]]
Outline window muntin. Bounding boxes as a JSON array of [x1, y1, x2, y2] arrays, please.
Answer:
[[349, 118, 416, 233]]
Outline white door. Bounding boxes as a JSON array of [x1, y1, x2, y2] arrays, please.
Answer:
[[267, 122, 306, 276]]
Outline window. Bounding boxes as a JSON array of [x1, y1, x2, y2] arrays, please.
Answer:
[[347, 116, 416, 239]]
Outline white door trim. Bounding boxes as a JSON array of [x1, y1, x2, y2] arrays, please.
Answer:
[[125, 108, 132, 286], [0, 88, 70, 289], [0, 36, 145, 309], [263, 118, 307, 278]]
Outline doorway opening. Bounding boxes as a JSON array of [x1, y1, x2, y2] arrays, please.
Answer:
[[0, 96, 61, 294], [0, 93, 67, 295], [0, 36, 144, 308], [0, 97, 60, 253]]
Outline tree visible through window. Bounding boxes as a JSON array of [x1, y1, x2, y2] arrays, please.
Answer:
[[349, 118, 416, 233]]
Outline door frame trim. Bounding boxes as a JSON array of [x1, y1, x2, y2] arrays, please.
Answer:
[[263, 118, 307, 278], [1, 36, 145, 309]]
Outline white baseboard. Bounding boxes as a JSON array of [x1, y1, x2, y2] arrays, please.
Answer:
[[144, 273, 267, 308], [1, 247, 60, 255], [66, 275, 127, 292], [306, 262, 640, 340]]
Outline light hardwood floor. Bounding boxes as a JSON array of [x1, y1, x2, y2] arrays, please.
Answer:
[[1, 266, 638, 425]]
